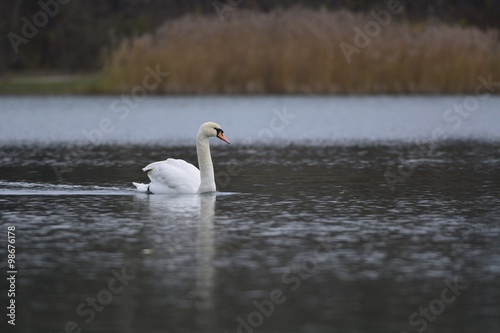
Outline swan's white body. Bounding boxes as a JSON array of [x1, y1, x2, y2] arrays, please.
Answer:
[[133, 122, 229, 194]]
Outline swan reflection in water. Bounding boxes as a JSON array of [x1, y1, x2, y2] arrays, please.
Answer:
[[131, 121, 227, 330], [132, 192, 217, 330]]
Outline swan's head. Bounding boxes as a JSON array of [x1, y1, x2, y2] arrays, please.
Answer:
[[200, 122, 230, 144]]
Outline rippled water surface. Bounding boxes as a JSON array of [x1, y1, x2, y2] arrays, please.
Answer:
[[1, 96, 499, 333]]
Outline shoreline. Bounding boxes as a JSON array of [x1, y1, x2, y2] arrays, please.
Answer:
[[1, 72, 499, 96]]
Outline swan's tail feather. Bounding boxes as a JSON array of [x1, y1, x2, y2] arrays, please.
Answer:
[[132, 182, 150, 192]]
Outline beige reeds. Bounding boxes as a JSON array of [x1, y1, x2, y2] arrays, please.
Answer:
[[103, 8, 500, 94]]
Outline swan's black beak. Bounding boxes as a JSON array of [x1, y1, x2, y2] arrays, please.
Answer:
[[217, 131, 230, 144]]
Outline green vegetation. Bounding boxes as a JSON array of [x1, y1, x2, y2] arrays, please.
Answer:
[[0, 73, 105, 95]]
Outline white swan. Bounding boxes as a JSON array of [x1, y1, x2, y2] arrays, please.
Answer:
[[132, 122, 230, 194]]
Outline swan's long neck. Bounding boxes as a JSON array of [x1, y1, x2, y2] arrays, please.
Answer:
[[196, 133, 216, 193]]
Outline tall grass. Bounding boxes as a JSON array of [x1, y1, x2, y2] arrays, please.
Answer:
[[103, 8, 500, 94]]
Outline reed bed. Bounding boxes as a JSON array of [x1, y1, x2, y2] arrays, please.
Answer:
[[103, 8, 500, 94]]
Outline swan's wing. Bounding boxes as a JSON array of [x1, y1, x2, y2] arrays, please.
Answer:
[[143, 158, 200, 193]]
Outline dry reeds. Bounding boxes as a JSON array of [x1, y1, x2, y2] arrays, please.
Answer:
[[103, 8, 500, 94]]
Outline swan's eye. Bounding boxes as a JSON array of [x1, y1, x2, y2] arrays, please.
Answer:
[[215, 128, 223, 134]]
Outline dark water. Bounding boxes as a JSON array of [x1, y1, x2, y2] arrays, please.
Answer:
[[1, 141, 499, 333]]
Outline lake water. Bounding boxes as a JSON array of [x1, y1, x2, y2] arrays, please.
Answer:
[[0, 96, 499, 333]]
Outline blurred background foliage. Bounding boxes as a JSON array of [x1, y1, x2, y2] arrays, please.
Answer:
[[1, 0, 499, 73]]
